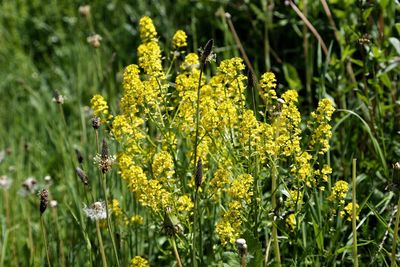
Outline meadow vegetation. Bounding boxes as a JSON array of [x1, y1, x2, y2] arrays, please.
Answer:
[[0, 1, 400, 266]]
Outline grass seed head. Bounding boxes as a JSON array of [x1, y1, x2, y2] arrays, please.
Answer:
[[40, 188, 49, 215], [92, 116, 101, 129], [200, 39, 214, 65], [76, 167, 89, 186]]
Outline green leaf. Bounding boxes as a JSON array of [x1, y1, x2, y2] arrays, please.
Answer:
[[283, 63, 302, 90], [389, 37, 400, 55], [379, 73, 392, 89]]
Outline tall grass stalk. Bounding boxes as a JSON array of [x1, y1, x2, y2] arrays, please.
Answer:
[[390, 197, 400, 267], [271, 160, 281, 266], [40, 216, 51, 267], [171, 238, 183, 267], [95, 220, 108, 267], [352, 158, 358, 267], [101, 173, 121, 267]]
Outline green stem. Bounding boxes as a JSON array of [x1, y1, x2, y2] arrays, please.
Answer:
[[352, 159, 358, 267], [192, 61, 205, 267], [390, 197, 400, 267], [271, 160, 281, 267], [40, 216, 51, 267], [171, 238, 183, 267], [96, 220, 108, 267], [101, 173, 121, 267]]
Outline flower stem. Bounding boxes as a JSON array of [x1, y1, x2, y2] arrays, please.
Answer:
[[101, 173, 121, 267], [352, 159, 358, 267], [192, 60, 204, 267], [271, 160, 281, 267], [390, 197, 400, 267], [171, 238, 183, 267], [96, 220, 108, 267], [40, 216, 51, 267]]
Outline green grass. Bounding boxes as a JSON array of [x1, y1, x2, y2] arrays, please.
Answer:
[[1, 0, 400, 266]]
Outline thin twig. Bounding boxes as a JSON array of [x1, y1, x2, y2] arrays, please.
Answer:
[[288, 0, 329, 57]]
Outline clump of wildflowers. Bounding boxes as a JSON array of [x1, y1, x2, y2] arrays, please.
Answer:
[[340, 203, 359, 221], [172, 30, 187, 49], [329, 180, 349, 204], [130, 256, 149, 267], [90, 95, 112, 123]]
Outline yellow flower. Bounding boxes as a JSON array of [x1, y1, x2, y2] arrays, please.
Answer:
[[340, 203, 359, 221], [130, 256, 149, 267], [90, 94, 112, 122], [176, 195, 194, 212], [226, 174, 253, 203], [126, 215, 144, 226], [109, 199, 122, 218], [172, 30, 187, 49], [139, 16, 157, 43], [152, 151, 175, 181], [259, 72, 277, 104], [309, 98, 335, 154], [286, 213, 296, 231], [329, 180, 349, 204]]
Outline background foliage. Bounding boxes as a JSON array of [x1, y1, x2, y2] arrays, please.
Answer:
[[0, 0, 400, 266]]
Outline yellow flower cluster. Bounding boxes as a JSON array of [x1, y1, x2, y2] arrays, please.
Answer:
[[90, 94, 112, 122], [340, 203, 359, 221], [259, 72, 277, 106], [125, 214, 144, 226], [176, 195, 194, 212], [286, 213, 296, 231], [130, 256, 149, 267], [152, 151, 175, 182], [172, 30, 187, 49], [109, 199, 123, 218], [309, 99, 335, 154], [139, 16, 157, 43], [216, 174, 253, 245], [209, 168, 230, 201], [329, 180, 349, 204]]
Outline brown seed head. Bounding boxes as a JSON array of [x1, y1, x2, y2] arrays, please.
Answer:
[[101, 138, 109, 161], [92, 116, 101, 129], [40, 188, 49, 215], [76, 167, 89, 186], [75, 148, 84, 164], [200, 39, 214, 65], [78, 5, 91, 17]]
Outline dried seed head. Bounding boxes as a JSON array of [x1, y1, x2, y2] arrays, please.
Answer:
[[162, 213, 176, 237], [76, 167, 89, 186], [83, 201, 107, 220], [44, 175, 52, 184], [75, 148, 84, 164], [92, 116, 101, 129], [236, 238, 248, 257], [195, 158, 203, 189], [22, 177, 37, 192], [94, 139, 115, 174], [78, 5, 91, 17], [50, 200, 58, 208], [40, 188, 49, 215], [52, 91, 65, 104], [87, 34, 102, 48], [0, 175, 12, 190], [200, 39, 214, 65]]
